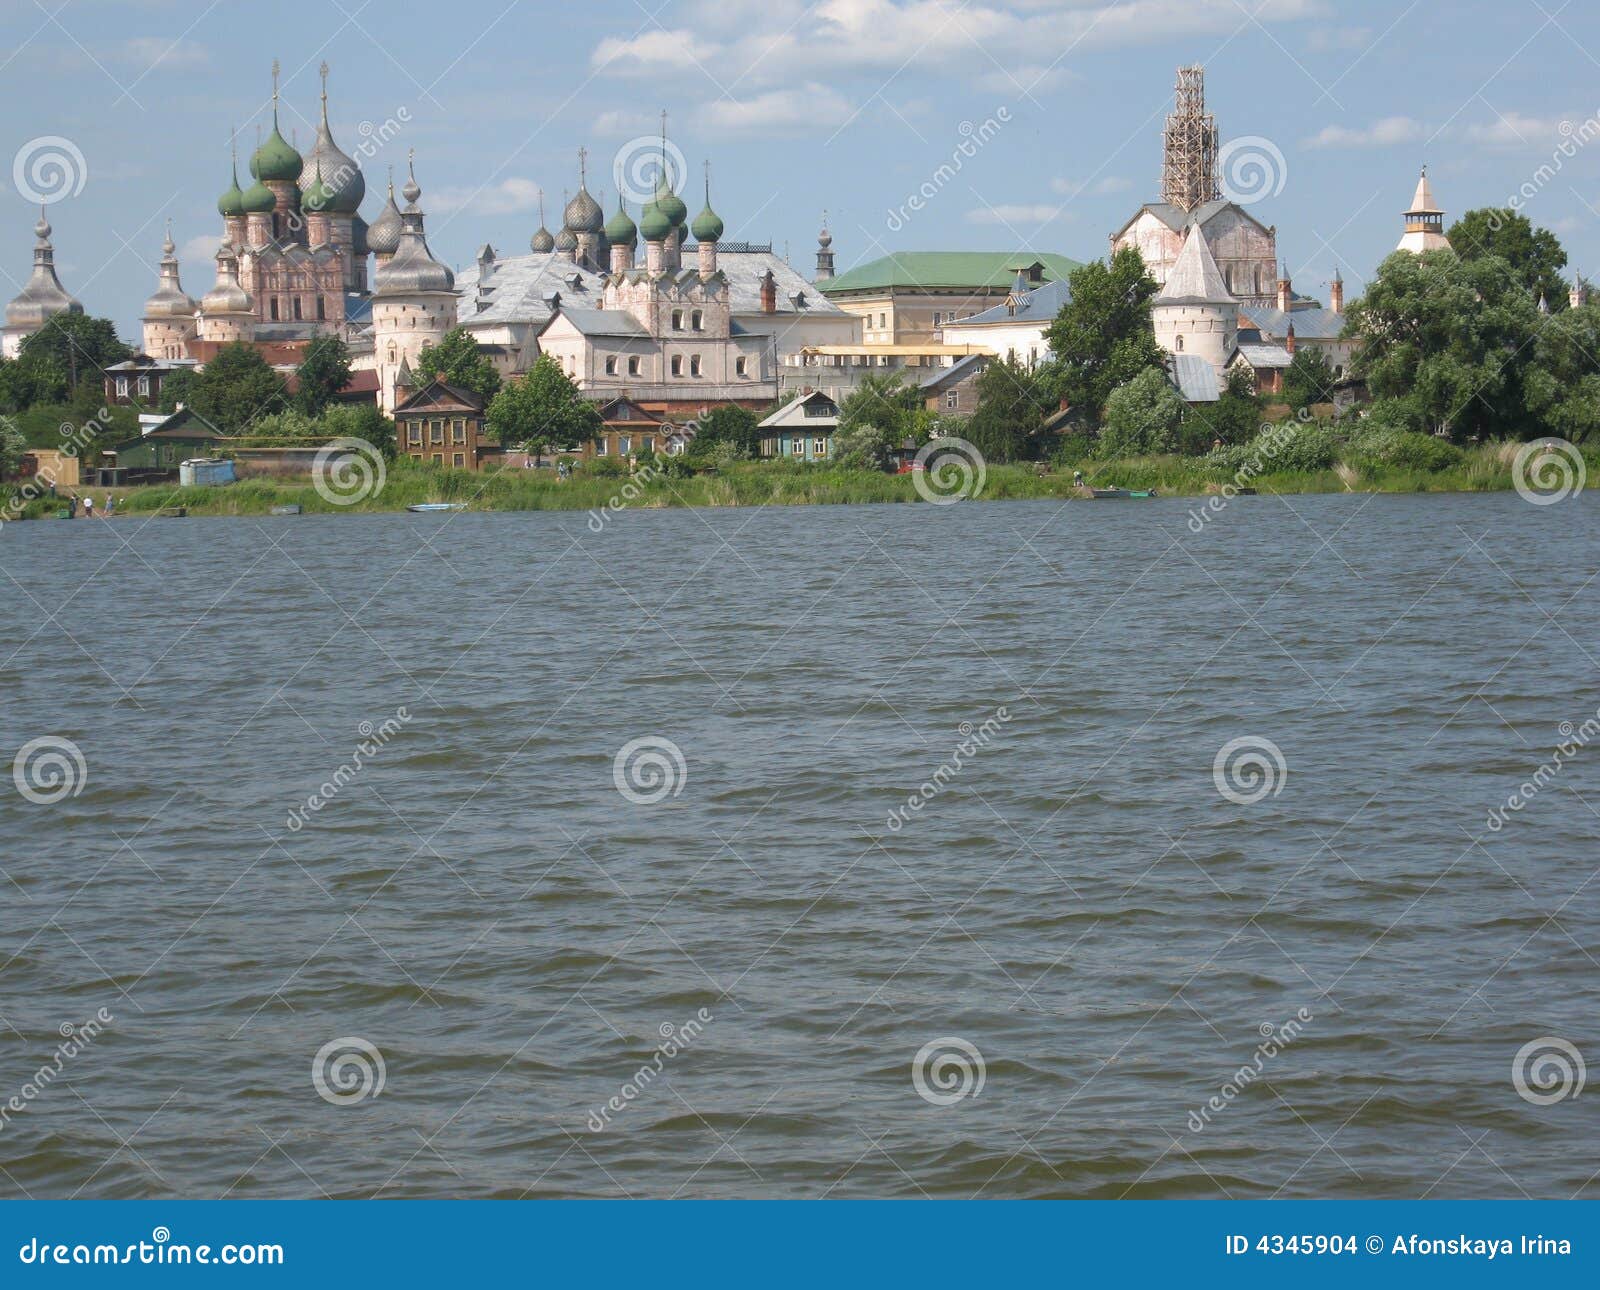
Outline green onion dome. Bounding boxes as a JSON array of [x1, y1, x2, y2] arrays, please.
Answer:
[[218, 162, 246, 217], [654, 170, 687, 228], [604, 198, 637, 247], [691, 203, 723, 244], [240, 175, 277, 214], [250, 119, 302, 183], [638, 197, 672, 243]]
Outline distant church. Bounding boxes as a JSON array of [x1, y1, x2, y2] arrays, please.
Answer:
[[1110, 66, 1280, 306]]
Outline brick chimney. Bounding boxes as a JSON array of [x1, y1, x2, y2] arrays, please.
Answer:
[[1328, 268, 1344, 314], [1285, 321, 1296, 356], [759, 269, 777, 314]]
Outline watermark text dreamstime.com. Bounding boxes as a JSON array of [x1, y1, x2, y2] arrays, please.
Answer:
[[1186, 1008, 1312, 1133], [286, 709, 412, 832], [1486, 707, 1600, 832], [587, 1008, 712, 1131], [887, 707, 1012, 832], [0, 1008, 114, 1134], [886, 109, 1011, 232]]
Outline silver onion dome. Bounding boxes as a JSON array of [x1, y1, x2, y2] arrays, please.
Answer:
[[367, 173, 403, 256], [143, 227, 198, 318], [5, 210, 83, 329], [300, 63, 366, 214], [200, 243, 252, 315], [372, 156, 455, 297]]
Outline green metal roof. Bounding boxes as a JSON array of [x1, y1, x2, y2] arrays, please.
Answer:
[[817, 251, 1082, 295]]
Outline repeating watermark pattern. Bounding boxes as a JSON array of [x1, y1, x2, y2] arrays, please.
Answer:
[[1511, 438, 1585, 506], [1511, 1036, 1585, 1106], [285, 709, 412, 833], [272, 107, 411, 243], [13, 136, 88, 204], [312, 1036, 386, 1106], [12, 736, 88, 805], [885, 108, 1011, 232], [613, 135, 687, 206], [612, 736, 687, 805], [911, 1036, 986, 1106], [586, 1008, 713, 1132], [1485, 708, 1599, 832], [913, 436, 987, 505], [1186, 412, 1313, 533], [586, 422, 697, 533], [2, 406, 115, 527], [1212, 736, 1288, 805], [1496, 112, 1600, 224], [0, 1008, 113, 1134], [886, 707, 1012, 833], [311, 438, 387, 506], [1186, 1008, 1313, 1133], [1217, 135, 1287, 206]]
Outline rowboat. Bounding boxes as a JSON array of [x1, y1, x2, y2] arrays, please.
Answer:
[[157, 507, 188, 518], [269, 504, 302, 516], [407, 502, 467, 513], [1085, 487, 1158, 499]]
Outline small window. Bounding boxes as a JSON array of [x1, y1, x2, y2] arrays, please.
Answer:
[[116, 377, 128, 397], [270, 298, 279, 321], [735, 356, 748, 377], [452, 421, 466, 445], [642, 437, 654, 452], [387, 343, 397, 363], [292, 297, 302, 321], [453, 452, 465, 468], [1175, 335, 1184, 352], [672, 310, 684, 330], [430, 421, 444, 444], [604, 356, 617, 375], [689, 355, 702, 377], [407, 425, 422, 446], [945, 390, 958, 409], [619, 435, 632, 455], [627, 356, 640, 376], [432, 454, 444, 465], [813, 438, 826, 455], [137, 375, 150, 396], [691, 309, 703, 331], [596, 436, 608, 455], [671, 355, 683, 376]]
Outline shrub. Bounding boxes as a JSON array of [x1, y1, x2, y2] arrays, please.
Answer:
[[1346, 426, 1463, 470], [1099, 368, 1184, 457]]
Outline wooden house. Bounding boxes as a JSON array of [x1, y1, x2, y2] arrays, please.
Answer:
[[394, 380, 490, 470], [758, 390, 840, 462]]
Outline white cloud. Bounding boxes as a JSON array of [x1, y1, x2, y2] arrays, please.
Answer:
[[179, 234, 220, 274], [592, 110, 659, 137], [1306, 26, 1370, 52], [592, 28, 715, 76], [1466, 111, 1582, 147], [1303, 116, 1426, 148], [697, 84, 855, 136], [430, 178, 543, 215], [966, 203, 1063, 225]]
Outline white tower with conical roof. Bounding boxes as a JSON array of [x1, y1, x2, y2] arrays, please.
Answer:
[[371, 152, 457, 412], [1397, 167, 1450, 253], [1151, 222, 1237, 369]]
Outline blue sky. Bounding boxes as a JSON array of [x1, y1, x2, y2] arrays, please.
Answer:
[[5, 0, 1600, 340]]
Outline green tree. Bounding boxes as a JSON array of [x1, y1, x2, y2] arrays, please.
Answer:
[[965, 356, 1049, 462], [185, 342, 289, 432], [322, 403, 397, 458], [839, 371, 924, 445], [414, 327, 502, 405], [158, 367, 194, 414], [294, 335, 352, 415], [832, 421, 894, 469], [689, 404, 759, 457], [0, 417, 26, 478], [1098, 367, 1185, 457], [1447, 208, 1569, 309], [1042, 247, 1165, 421], [486, 353, 600, 453], [1186, 366, 1260, 451], [1280, 348, 1337, 411], [16, 314, 131, 399], [1347, 249, 1544, 440], [1524, 300, 1600, 443]]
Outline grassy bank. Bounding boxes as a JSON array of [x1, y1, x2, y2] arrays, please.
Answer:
[[4, 441, 1577, 522]]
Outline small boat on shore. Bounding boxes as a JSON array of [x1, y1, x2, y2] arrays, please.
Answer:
[[269, 504, 302, 516], [1084, 487, 1158, 499], [407, 502, 467, 513]]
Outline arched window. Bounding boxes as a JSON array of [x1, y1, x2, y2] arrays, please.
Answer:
[[671, 355, 683, 376], [671, 310, 683, 330], [387, 343, 396, 363], [1175, 335, 1184, 351], [691, 309, 703, 331], [690, 354, 702, 376]]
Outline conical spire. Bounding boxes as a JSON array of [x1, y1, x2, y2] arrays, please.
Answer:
[[1156, 222, 1232, 304], [6, 204, 83, 328]]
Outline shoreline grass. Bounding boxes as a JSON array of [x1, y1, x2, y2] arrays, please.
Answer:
[[4, 442, 1577, 523]]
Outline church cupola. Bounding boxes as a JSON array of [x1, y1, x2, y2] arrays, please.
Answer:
[[142, 223, 198, 357], [198, 241, 254, 342], [606, 195, 637, 273], [300, 62, 365, 215], [691, 162, 724, 279], [530, 189, 555, 253], [815, 212, 835, 280], [366, 169, 403, 263], [250, 62, 303, 183], [1396, 166, 1450, 254], [4, 207, 83, 354]]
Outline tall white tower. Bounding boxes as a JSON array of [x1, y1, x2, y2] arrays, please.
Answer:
[[371, 153, 457, 412]]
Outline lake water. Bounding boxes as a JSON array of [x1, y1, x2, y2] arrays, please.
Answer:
[[1, 492, 1597, 1198]]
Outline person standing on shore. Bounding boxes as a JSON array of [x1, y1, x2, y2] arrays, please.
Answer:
[[105, 494, 115, 517], [67, 495, 78, 518], [83, 496, 95, 518]]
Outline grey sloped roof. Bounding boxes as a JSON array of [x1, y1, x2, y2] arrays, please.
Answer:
[[1170, 353, 1222, 402], [1116, 198, 1271, 240], [1240, 305, 1346, 341], [916, 353, 987, 389], [1235, 342, 1292, 369], [954, 277, 1073, 327], [555, 307, 649, 337], [457, 249, 843, 329]]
